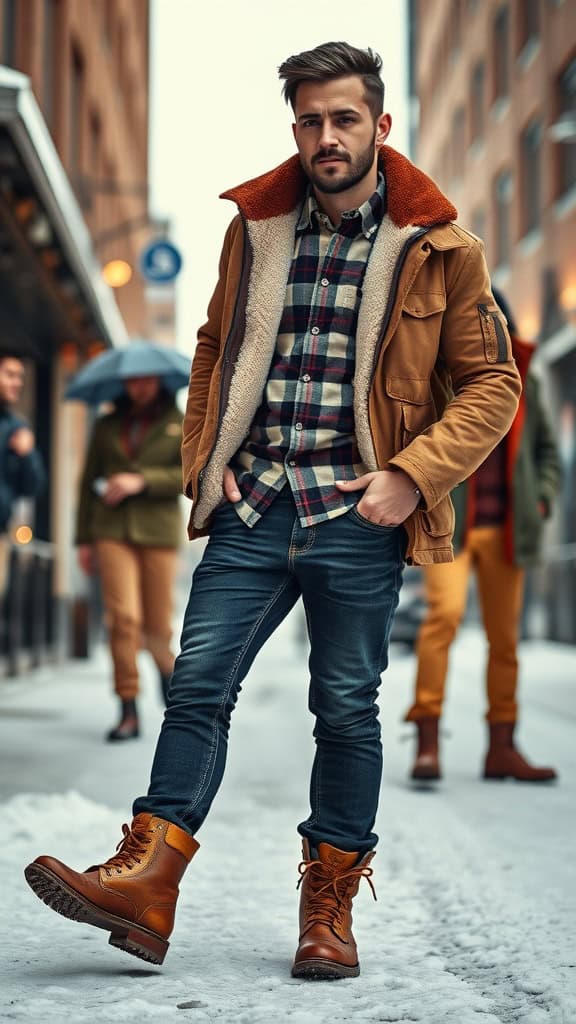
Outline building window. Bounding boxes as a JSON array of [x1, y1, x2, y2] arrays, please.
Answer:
[[493, 169, 513, 266], [518, 0, 540, 53], [1, 0, 17, 65], [451, 106, 466, 179], [555, 57, 576, 197], [471, 206, 486, 242], [69, 47, 85, 178], [493, 6, 510, 102], [42, 0, 58, 128], [470, 61, 485, 143], [520, 118, 543, 235]]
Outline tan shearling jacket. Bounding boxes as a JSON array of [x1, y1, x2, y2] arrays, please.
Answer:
[[182, 146, 521, 564]]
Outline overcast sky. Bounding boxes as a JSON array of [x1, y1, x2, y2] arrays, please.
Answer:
[[149, 0, 409, 350]]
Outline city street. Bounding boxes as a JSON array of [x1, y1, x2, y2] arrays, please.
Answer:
[[1, 611, 575, 1023]]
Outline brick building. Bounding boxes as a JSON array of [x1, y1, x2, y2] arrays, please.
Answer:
[[0, 0, 156, 671], [409, 0, 576, 641]]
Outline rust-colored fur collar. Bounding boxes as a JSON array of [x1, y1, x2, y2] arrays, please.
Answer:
[[221, 146, 457, 228]]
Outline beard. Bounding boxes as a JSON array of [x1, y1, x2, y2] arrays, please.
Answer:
[[305, 132, 377, 195]]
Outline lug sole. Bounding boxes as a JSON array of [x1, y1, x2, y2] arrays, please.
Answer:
[[291, 957, 360, 980], [483, 771, 556, 782], [24, 862, 168, 965]]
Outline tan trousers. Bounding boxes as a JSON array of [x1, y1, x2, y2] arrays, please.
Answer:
[[406, 526, 524, 724], [96, 540, 177, 700], [0, 534, 10, 600]]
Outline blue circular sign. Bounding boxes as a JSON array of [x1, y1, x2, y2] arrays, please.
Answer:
[[139, 240, 183, 283]]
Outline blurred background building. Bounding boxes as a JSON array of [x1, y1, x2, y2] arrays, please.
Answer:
[[409, 0, 576, 642], [0, 0, 177, 675]]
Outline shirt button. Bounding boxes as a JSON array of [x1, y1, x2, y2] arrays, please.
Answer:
[[289, 460, 296, 467], [320, 278, 329, 287], [295, 422, 303, 431], [311, 326, 320, 335], [302, 374, 311, 382]]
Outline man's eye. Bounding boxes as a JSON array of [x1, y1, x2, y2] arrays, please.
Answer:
[[338, 116, 355, 125], [302, 119, 319, 128]]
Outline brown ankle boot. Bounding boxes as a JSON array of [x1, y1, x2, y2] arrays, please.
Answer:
[[483, 723, 557, 782], [106, 698, 139, 742], [291, 839, 376, 980], [410, 717, 441, 781], [24, 813, 199, 964]]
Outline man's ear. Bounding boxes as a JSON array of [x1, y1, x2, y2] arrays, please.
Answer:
[[376, 113, 392, 146]]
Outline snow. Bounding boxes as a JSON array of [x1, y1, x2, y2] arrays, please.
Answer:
[[1, 612, 575, 1023]]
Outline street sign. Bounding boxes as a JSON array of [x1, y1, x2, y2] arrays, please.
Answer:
[[139, 239, 182, 283]]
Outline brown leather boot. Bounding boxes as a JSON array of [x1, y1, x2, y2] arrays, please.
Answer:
[[483, 723, 557, 782], [291, 839, 376, 980], [24, 813, 199, 964], [410, 716, 441, 781]]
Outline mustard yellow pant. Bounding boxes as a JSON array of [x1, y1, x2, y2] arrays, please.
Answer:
[[96, 540, 177, 700], [405, 526, 524, 724]]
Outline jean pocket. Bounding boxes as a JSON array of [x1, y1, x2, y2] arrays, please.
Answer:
[[349, 506, 398, 533]]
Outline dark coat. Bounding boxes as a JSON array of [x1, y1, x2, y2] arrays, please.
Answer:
[[76, 399, 185, 548], [0, 406, 45, 532], [451, 337, 561, 567]]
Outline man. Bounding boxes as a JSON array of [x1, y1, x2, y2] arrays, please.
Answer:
[[76, 374, 184, 740], [0, 352, 45, 600], [406, 288, 561, 784], [25, 43, 521, 980]]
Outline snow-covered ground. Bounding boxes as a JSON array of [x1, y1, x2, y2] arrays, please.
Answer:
[[1, 609, 575, 1023]]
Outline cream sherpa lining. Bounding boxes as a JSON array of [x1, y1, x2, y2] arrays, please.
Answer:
[[193, 210, 299, 528], [193, 211, 421, 529]]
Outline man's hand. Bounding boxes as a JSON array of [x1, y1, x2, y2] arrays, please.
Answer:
[[336, 469, 421, 526], [8, 427, 35, 457], [78, 544, 97, 576], [102, 473, 146, 506], [222, 466, 241, 503]]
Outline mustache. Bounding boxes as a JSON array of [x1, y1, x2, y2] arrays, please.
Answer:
[[312, 148, 351, 164]]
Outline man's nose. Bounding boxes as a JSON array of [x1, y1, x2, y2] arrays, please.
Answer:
[[318, 120, 339, 149]]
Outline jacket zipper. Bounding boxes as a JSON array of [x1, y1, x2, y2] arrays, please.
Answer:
[[196, 214, 250, 499], [370, 227, 430, 380]]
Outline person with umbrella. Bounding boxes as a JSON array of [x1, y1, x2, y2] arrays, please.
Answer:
[[72, 341, 189, 741]]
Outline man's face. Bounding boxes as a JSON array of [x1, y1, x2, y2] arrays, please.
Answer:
[[292, 76, 391, 196], [124, 375, 161, 408], [0, 357, 25, 406]]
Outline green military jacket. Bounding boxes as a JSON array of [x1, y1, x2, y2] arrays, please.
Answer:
[[76, 400, 184, 548], [451, 370, 561, 567]]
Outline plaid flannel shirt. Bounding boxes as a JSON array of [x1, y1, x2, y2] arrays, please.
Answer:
[[230, 174, 385, 528]]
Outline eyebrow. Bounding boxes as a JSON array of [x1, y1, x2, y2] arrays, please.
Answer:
[[297, 107, 359, 122]]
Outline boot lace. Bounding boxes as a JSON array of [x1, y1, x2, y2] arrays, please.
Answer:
[[296, 858, 377, 933], [101, 821, 153, 876]]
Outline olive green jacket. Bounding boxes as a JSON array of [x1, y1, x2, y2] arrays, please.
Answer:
[[76, 402, 184, 548], [451, 339, 561, 567]]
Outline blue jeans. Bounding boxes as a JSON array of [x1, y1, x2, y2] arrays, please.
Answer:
[[133, 490, 404, 854]]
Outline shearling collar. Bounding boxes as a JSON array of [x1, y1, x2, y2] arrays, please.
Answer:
[[220, 145, 457, 228]]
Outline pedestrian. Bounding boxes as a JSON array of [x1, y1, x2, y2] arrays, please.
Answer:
[[25, 42, 521, 980], [406, 288, 561, 784], [75, 373, 184, 741], [0, 352, 45, 602]]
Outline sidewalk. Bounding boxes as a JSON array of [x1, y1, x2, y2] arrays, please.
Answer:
[[1, 614, 575, 1023]]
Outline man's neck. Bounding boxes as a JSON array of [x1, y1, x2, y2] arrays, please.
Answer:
[[312, 168, 379, 227]]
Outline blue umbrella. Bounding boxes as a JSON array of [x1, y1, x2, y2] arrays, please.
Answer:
[[64, 339, 192, 404]]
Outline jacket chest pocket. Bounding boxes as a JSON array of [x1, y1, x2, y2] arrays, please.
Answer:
[[385, 377, 437, 449]]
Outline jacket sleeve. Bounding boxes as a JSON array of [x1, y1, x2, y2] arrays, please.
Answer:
[[75, 426, 101, 545], [529, 376, 562, 515], [181, 217, 240, 494], [389, 237, 522, 509], [8, 447, 46, 498]]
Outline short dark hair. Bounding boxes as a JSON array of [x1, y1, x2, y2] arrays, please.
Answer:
[[278, 41, 384, 120], [0, 351, 25, 366]]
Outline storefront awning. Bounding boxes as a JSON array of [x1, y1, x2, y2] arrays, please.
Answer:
[[0, 66, 128, 352]]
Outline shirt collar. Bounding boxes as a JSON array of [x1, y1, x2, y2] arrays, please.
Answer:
[[296, 171, 386, 239]]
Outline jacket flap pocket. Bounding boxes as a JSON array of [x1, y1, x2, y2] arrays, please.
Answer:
[[385, 377, 433, 405], [403, 292, 446, 318]]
